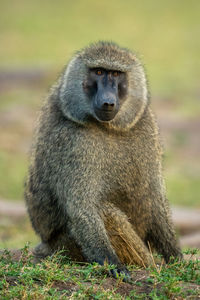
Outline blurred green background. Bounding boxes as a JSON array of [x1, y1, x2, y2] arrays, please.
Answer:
[[0, 0, 200, 248]]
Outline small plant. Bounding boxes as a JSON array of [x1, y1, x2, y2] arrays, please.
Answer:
[[0, 246, 199, 299]]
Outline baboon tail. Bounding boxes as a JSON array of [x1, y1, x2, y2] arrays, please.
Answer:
[[101, 203, 152, 267]]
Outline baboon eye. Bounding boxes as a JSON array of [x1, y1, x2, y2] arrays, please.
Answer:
[[96, 69, 103, 76], [113, 71, 119, 77]]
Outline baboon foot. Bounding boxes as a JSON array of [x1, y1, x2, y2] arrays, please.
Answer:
[[32, 242, 52, 262]]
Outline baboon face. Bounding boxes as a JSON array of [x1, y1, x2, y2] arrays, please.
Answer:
[[83, 68, 127, 122], [60, 42, 148, 129]]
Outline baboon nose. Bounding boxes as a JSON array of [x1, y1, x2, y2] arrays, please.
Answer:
[[102, 101, 115, 111]]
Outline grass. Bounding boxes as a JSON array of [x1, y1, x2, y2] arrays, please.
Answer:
[[0, 88, 44, 111], [0, 151, 27, 201], [166, 173, 200, 207], [0, 216, 38, 249], [0, 245, 199, 299], [164, 151, 200, 207]]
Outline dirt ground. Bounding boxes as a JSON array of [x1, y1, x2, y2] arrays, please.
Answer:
[[1, 248, 199, 299]]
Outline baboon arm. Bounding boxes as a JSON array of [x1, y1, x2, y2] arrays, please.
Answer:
[[67, 203, 121, 267], [54, 168, 122, 266]]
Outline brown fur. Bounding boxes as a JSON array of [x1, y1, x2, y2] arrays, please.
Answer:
[[25, 41, 182, 279], [101, 203, 152, 267]]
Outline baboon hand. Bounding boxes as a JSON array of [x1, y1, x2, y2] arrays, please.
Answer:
[[110, 266, 131, 282]]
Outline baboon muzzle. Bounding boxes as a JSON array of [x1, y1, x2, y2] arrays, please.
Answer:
[[94, 82, 119, 122]]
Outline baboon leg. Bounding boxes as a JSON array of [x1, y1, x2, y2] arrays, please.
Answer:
[[148, 207, 182, 262], [33, 242, 52, 262], [25, 187, 66, 243], [33, 230, 85, 262]]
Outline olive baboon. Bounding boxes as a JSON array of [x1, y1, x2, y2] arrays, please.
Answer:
[[25, 41, 182, 279]]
